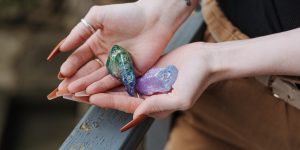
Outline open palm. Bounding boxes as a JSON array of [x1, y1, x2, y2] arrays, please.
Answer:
[[87, 43, 214, 119], [56, 2, 177, 93]]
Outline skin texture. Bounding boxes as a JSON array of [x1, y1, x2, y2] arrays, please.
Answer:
[[90, 43, 214, 119], [67, 28, 300, 119], [54, 0, 300, 119], [57, 0, 198, 94]]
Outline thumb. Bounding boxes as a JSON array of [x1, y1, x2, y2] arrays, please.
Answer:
[[133, 94, 178, 119]]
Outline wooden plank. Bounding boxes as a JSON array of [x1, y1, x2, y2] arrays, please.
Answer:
[[60, 6, 203, 150]]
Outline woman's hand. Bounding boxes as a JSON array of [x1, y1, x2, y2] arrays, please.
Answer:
[[55, 27, 300, 119], [89, 43, 218, 119], [54, 0, 198, 94]]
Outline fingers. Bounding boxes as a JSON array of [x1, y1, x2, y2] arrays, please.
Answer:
[[86, 75, 121, 94], [67, 67, 109, 93], [60, 6, 104, 52], [60, 44, 94, 77], [60, 30, 106, 77], [90, 93, 143, 113], [58, 59, 103, 90]]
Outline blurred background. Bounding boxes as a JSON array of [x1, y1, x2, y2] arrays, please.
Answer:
[[0, 0, 133, 149]]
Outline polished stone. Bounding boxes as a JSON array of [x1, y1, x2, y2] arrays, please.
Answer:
[[106, 45, 136, 96], [137, 65, 178, 95]]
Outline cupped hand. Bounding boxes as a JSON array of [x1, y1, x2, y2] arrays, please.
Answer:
[[56, 0, 198, 94], [56, 1, 179, 93], [89, 43, 217, 119]]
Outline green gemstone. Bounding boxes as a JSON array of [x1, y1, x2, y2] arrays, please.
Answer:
[[106, 45, 136, 96]]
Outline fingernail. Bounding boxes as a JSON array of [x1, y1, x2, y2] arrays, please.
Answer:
[[56, 87, 71, 96], [72, 96, 90, 104], [47, 88, 59, 100], [62, 95, 74, 101], [120, 115, 146, 132], [47, 38, 65, 61], [62, 96, 90, 104], [57, 72, 65, 80], [74, 91, 90, 97]]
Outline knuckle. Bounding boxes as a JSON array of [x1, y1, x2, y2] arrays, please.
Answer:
[[87, 42, 95, 54], [63, 57, 76, 72], [110, 99, 117, 109], [88, 37, 103, 53], [78, 31, 89, 42], [105, 95, 115, 108], [67, 54, 83, 70], [97, 80, 110, 92], [79, 79, 89, 88], [70, 23, 89, 41]]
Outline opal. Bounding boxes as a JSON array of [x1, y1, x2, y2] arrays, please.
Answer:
[[136, 65, 178, 96], [106, 45, 136, 96]]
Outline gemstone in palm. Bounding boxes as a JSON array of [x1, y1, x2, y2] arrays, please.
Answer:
[[137, 65, 178, 95], [106, 45, 136, 96]]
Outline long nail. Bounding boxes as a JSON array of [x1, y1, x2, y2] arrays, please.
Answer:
[[62, 95, 90, 104], [57, 72, 65, 80], [47, 39, 65, 61], [74, 91, 90, 97], [120, 115, 146, 132], [62, 95, 74, 101], [47, 88, 59, 100], [72, 96, 90, 104], [56, 88, 71, 96]]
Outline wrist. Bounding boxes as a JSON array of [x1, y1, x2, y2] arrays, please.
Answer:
[[181, 42, 218, 86], [203, 40, 259, 83], [190, 42, 229, 85]]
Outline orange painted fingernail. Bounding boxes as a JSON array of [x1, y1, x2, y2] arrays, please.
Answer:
[[62, 95, 74, 101], [120, 115, 146, 132], [72, 96, 90, 104], [57, 72, 65, 80], [62, 95, 90, 104], [47, 38, 65, 61], [74, 91, 90, 97], [47, 88, 59, 100], [56, 87, 71, 96]]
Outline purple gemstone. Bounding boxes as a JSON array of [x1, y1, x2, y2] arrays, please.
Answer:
[[136, 65, 178, 95]]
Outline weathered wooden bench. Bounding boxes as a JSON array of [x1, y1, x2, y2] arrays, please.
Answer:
[[60, 5, 203, 150]]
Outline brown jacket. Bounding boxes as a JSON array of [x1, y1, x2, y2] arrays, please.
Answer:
[[201, 0, 300, 109]]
